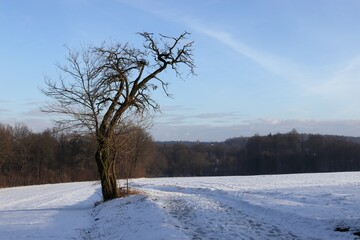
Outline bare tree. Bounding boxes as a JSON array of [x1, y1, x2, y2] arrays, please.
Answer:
[[12, 124, 32, 185], [112, 122, 153, 192], [41, 32, 195, 201], [0, 124, 13, 187]]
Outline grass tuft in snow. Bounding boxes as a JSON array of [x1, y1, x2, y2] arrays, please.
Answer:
[[117, 187, 142, 198]]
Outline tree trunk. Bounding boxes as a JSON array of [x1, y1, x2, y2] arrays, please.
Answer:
[[95, 140, 118, 201]]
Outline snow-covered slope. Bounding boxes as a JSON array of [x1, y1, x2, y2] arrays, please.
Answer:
[[1, 172, 360, 239], [0, 182, 100, 239]]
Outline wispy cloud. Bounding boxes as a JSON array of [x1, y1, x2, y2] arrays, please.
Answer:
[[192, 23, 360, 119], [192, 112, 239, 119], [0, 108, 11, 114], [157, 110, 243, 126], [187, 22, 307, 85], [300, 56, 360, 118], [21, 98, 45, 106], [159, 105, 194, 112], [117, 0, 309, 86], [152, 118, 360, 141], [116, 0, 360, 125], [305, 56, 360, 99], [22, 108, 47, 118]]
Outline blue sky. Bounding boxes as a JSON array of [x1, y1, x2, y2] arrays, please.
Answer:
[[1, 0, 360, 141]]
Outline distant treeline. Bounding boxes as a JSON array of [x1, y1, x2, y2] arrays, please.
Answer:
[[1, 123, 360, 187], [158, 130, 360, 177], [0, 123, 158, 188]]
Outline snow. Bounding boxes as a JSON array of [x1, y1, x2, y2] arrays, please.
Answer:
[[1, 172, 360, 239], [0, 182, 100, 239]]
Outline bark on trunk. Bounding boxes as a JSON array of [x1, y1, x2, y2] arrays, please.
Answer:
[[95, 140, 118, 201]]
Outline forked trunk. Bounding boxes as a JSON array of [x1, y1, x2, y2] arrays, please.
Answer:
[[95, 140, 118, 201]]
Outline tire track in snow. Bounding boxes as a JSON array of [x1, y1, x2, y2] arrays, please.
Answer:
[[146, 187, 300, 240]]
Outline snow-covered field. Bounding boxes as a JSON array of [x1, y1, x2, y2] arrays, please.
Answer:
[[1, 172, 360, 239]]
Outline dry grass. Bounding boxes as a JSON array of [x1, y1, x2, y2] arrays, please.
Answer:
[[117, 187, 142, 198], [94, 187, 143, 206]]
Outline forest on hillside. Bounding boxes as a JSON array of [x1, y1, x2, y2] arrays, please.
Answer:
[[1, 123, 360, 188]]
